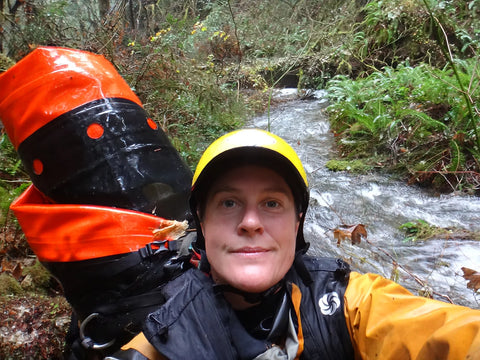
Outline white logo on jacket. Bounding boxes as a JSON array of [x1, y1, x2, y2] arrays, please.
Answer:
[[318, 292, 340, 315]]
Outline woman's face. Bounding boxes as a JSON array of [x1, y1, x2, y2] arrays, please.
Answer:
[[201, 165, 299, 293]]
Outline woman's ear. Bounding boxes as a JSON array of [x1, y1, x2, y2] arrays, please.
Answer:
[[295, 213, 303, 232]]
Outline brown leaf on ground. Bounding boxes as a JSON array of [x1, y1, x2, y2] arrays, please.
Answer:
[[333, 224, 367, 245], [11, 262, 22, 280], [461, 267, 480, 292], [1, 258, 23, 280]]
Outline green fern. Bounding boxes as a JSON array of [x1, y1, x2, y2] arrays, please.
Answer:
[[448, 139, 465, 172]]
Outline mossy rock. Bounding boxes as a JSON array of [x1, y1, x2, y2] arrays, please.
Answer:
[[399, 219, 480, 241], [22, 260, 52, 291], [0, 273, 24, 295], [326, 159, 372, 173]]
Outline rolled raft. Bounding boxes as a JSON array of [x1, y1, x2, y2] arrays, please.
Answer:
[[0, 46, 194, 357]]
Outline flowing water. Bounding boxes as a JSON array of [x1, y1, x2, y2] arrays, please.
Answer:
[[248, 89, 480, 308]]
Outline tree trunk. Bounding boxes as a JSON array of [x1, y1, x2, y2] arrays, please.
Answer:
[[99, 0, 110, 19], [128, 0, 135, 29], [0, 0, 4, 52], [9, 0, 24, 15]]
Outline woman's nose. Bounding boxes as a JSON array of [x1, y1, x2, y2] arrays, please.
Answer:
[[237, 207, 264, 236]]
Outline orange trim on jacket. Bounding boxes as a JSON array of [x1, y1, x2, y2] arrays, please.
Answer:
[[344, 271, 480, 359], [10, 185, 171, 262], [121, 333, 167, 360], [290, 283, 305, 359]]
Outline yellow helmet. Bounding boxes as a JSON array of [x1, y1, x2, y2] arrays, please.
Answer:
[[190, 128, 310, 251]]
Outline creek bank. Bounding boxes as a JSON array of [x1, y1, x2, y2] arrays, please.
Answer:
[[0, 224, 72, 358]]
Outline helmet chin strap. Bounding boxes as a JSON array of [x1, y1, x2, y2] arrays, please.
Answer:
[[213, 280, 285, 304], [213, 280, 291, 343]]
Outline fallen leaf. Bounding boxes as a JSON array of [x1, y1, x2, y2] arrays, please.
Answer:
[[461, 267, 480, 292], [11, 263, 23, 280], [333, 229, 350, 245], [1, 258, 23, 280], [152, 219, 189, 240], [333, 224, 367, 245]]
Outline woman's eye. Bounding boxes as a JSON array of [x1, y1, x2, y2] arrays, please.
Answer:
[[222, 199, 236, 208], [265, 200, 279, 208]]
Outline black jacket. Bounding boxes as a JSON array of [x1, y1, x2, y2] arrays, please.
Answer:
[[141, 255, 354, 359]]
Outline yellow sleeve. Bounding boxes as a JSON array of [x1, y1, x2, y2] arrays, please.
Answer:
[[344, 271, 480, 360]]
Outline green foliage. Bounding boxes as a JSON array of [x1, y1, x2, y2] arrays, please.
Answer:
[[326, 59, 480, 192], [201, 1, 310, 59], [122, 20, 250, 167], [0, 183, 29, 226], [0, 134, 23, 177], [0, 135, 30, 225], [0, 54, 15, 72], [399, 219, 456, 242], [2, 1, 92, 57], [161, 84, 246, 167], [329, 0, 480, 79]]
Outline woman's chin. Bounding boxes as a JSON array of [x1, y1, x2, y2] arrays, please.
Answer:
[[213, 264, 284, 293], [228, 274, 277, 294]]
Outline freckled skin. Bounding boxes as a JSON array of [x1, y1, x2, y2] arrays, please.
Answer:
[[201, 165, 300, 294]]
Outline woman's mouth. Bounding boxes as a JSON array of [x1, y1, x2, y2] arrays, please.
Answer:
[[231, 247, 269, 255]]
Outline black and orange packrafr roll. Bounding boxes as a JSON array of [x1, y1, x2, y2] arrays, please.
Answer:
[[0, 47, 194, 357]]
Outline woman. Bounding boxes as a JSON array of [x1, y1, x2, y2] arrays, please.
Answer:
[[114, 129, 480, 360]]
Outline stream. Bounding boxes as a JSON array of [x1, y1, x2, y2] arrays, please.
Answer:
[[248, 89, 480, 309]]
